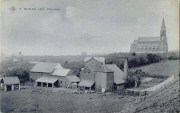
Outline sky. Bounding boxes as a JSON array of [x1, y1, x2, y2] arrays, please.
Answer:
[[0, 0, 179, 56]]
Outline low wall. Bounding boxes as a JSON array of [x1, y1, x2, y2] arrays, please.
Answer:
[[142, 75, 175, 92]]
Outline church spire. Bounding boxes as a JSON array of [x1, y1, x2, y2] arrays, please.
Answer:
[[161, 17, 166, 30]]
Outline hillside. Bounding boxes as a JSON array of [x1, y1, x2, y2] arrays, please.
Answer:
[[121, 78, 180, 112], [130, 60, 179, 76]]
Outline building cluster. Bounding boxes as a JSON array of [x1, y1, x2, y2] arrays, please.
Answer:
[[130, 18, 168, 53], [28, 57, 127, 92], [30, 62, 80, 88]]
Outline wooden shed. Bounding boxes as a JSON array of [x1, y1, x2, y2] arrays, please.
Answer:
[[1, 77, 20, 91]]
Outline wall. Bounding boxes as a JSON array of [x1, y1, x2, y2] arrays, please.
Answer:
[[53, 76, 68, 87], [95, 72, 107, 90], [80, 68, 95, 81], [85, 59, 102, 67], [106, 72, 114, 91], [142, 75, 175, 92], [30, 72, 50, 81]]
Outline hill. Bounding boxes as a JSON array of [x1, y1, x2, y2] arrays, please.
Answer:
[[130, 60, 179, 76], [121, 77, 180, 112]]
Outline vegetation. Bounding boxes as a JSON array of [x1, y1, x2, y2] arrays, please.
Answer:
[[105, 51, 179, 70], [125, 69, 143, 88], [63, 61, 85, 77]]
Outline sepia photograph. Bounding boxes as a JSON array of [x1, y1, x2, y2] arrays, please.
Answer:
[[0, 0, 179, 112]]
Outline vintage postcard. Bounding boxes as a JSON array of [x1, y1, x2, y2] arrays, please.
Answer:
[[0, 0, 179, 112]]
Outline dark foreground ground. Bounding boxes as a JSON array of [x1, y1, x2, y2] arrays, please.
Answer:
[[0, 86, 126, 113], [0, 77, 179, 113]]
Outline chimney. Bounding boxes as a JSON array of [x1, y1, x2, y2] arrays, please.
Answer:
[[123, 57, 128, 80]]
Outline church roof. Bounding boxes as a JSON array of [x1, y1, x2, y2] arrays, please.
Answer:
[[138, 37, 161, 41]]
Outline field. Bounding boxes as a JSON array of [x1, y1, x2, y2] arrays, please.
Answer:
[[0, 86, 127, 113], [121, 78, 180, 112], [130, 60, 179, 76]]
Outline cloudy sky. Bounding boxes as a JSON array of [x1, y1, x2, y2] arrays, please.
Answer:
[[1, 0, 179, 56]]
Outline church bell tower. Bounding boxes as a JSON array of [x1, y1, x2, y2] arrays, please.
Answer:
[[160, 17, 168, 52]]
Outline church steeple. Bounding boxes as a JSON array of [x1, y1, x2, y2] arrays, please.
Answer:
[[160, 17, 166, 37], [161, 17, 166, 30]]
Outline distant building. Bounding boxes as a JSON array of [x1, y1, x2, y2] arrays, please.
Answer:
[[30, 62, 79, 88], [79, 57, 125, 91], [130, 17, 168, 53], [81, 52, 87, 56], [1, 77, 20, 91]]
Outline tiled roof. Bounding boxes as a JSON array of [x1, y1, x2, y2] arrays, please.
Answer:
[[51, 68, 70, 76], [78, 80, 94, 87], [88, 65, 113, 73], [30, 62, 59, 73], [105, 64, 125, 84], [2, 77, 20, 85], [36, 76, 58, 83], [84, 57, 105, 64], [66, 75, 80, 83], [138, 37, 161, 41]]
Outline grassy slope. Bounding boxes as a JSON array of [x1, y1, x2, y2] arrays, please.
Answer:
[[130, 60, 179, 76], [121, 78, 180, 113]]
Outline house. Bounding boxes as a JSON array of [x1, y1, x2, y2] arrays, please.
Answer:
[[79, 64, 114, 91], [1, 77, 20, 91], [79, 57, 126, 92], [84, 57, 105, 67]]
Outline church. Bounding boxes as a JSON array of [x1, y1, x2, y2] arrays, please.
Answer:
[[130, 18, 168, 53]]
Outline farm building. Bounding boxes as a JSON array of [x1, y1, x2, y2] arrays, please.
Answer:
[[79, 57, 126, 91], [30, 62, 78, 88], [1, 77, 20, 91], [30, 62, 61, 81], [84, 57, 105, 67]]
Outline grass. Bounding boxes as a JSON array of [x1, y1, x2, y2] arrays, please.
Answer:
[[121, 78, 180, 112], [130, 60, 179, 76], [0, 86, 126, 113]]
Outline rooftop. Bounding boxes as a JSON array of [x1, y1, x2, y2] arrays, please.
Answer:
[[30, 62, 59, 73], [84, 57, 105, 64], [138, 37, 161, 42], [36, 76, 58, 83], [2, 77, 20, 85]]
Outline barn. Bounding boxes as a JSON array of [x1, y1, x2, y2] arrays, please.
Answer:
[[30, 62, 61, 81], [1, 77, 20, 91], [79, 57, 125, 92], [106, 64, 125, 91], [31, 62, 79, 88]]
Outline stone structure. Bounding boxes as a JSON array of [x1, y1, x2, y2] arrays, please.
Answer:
[[130, 17, 168, 53]]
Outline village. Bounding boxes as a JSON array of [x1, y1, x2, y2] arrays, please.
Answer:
[[0, 0, 179, 112], [0, 51, 179, 112]]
